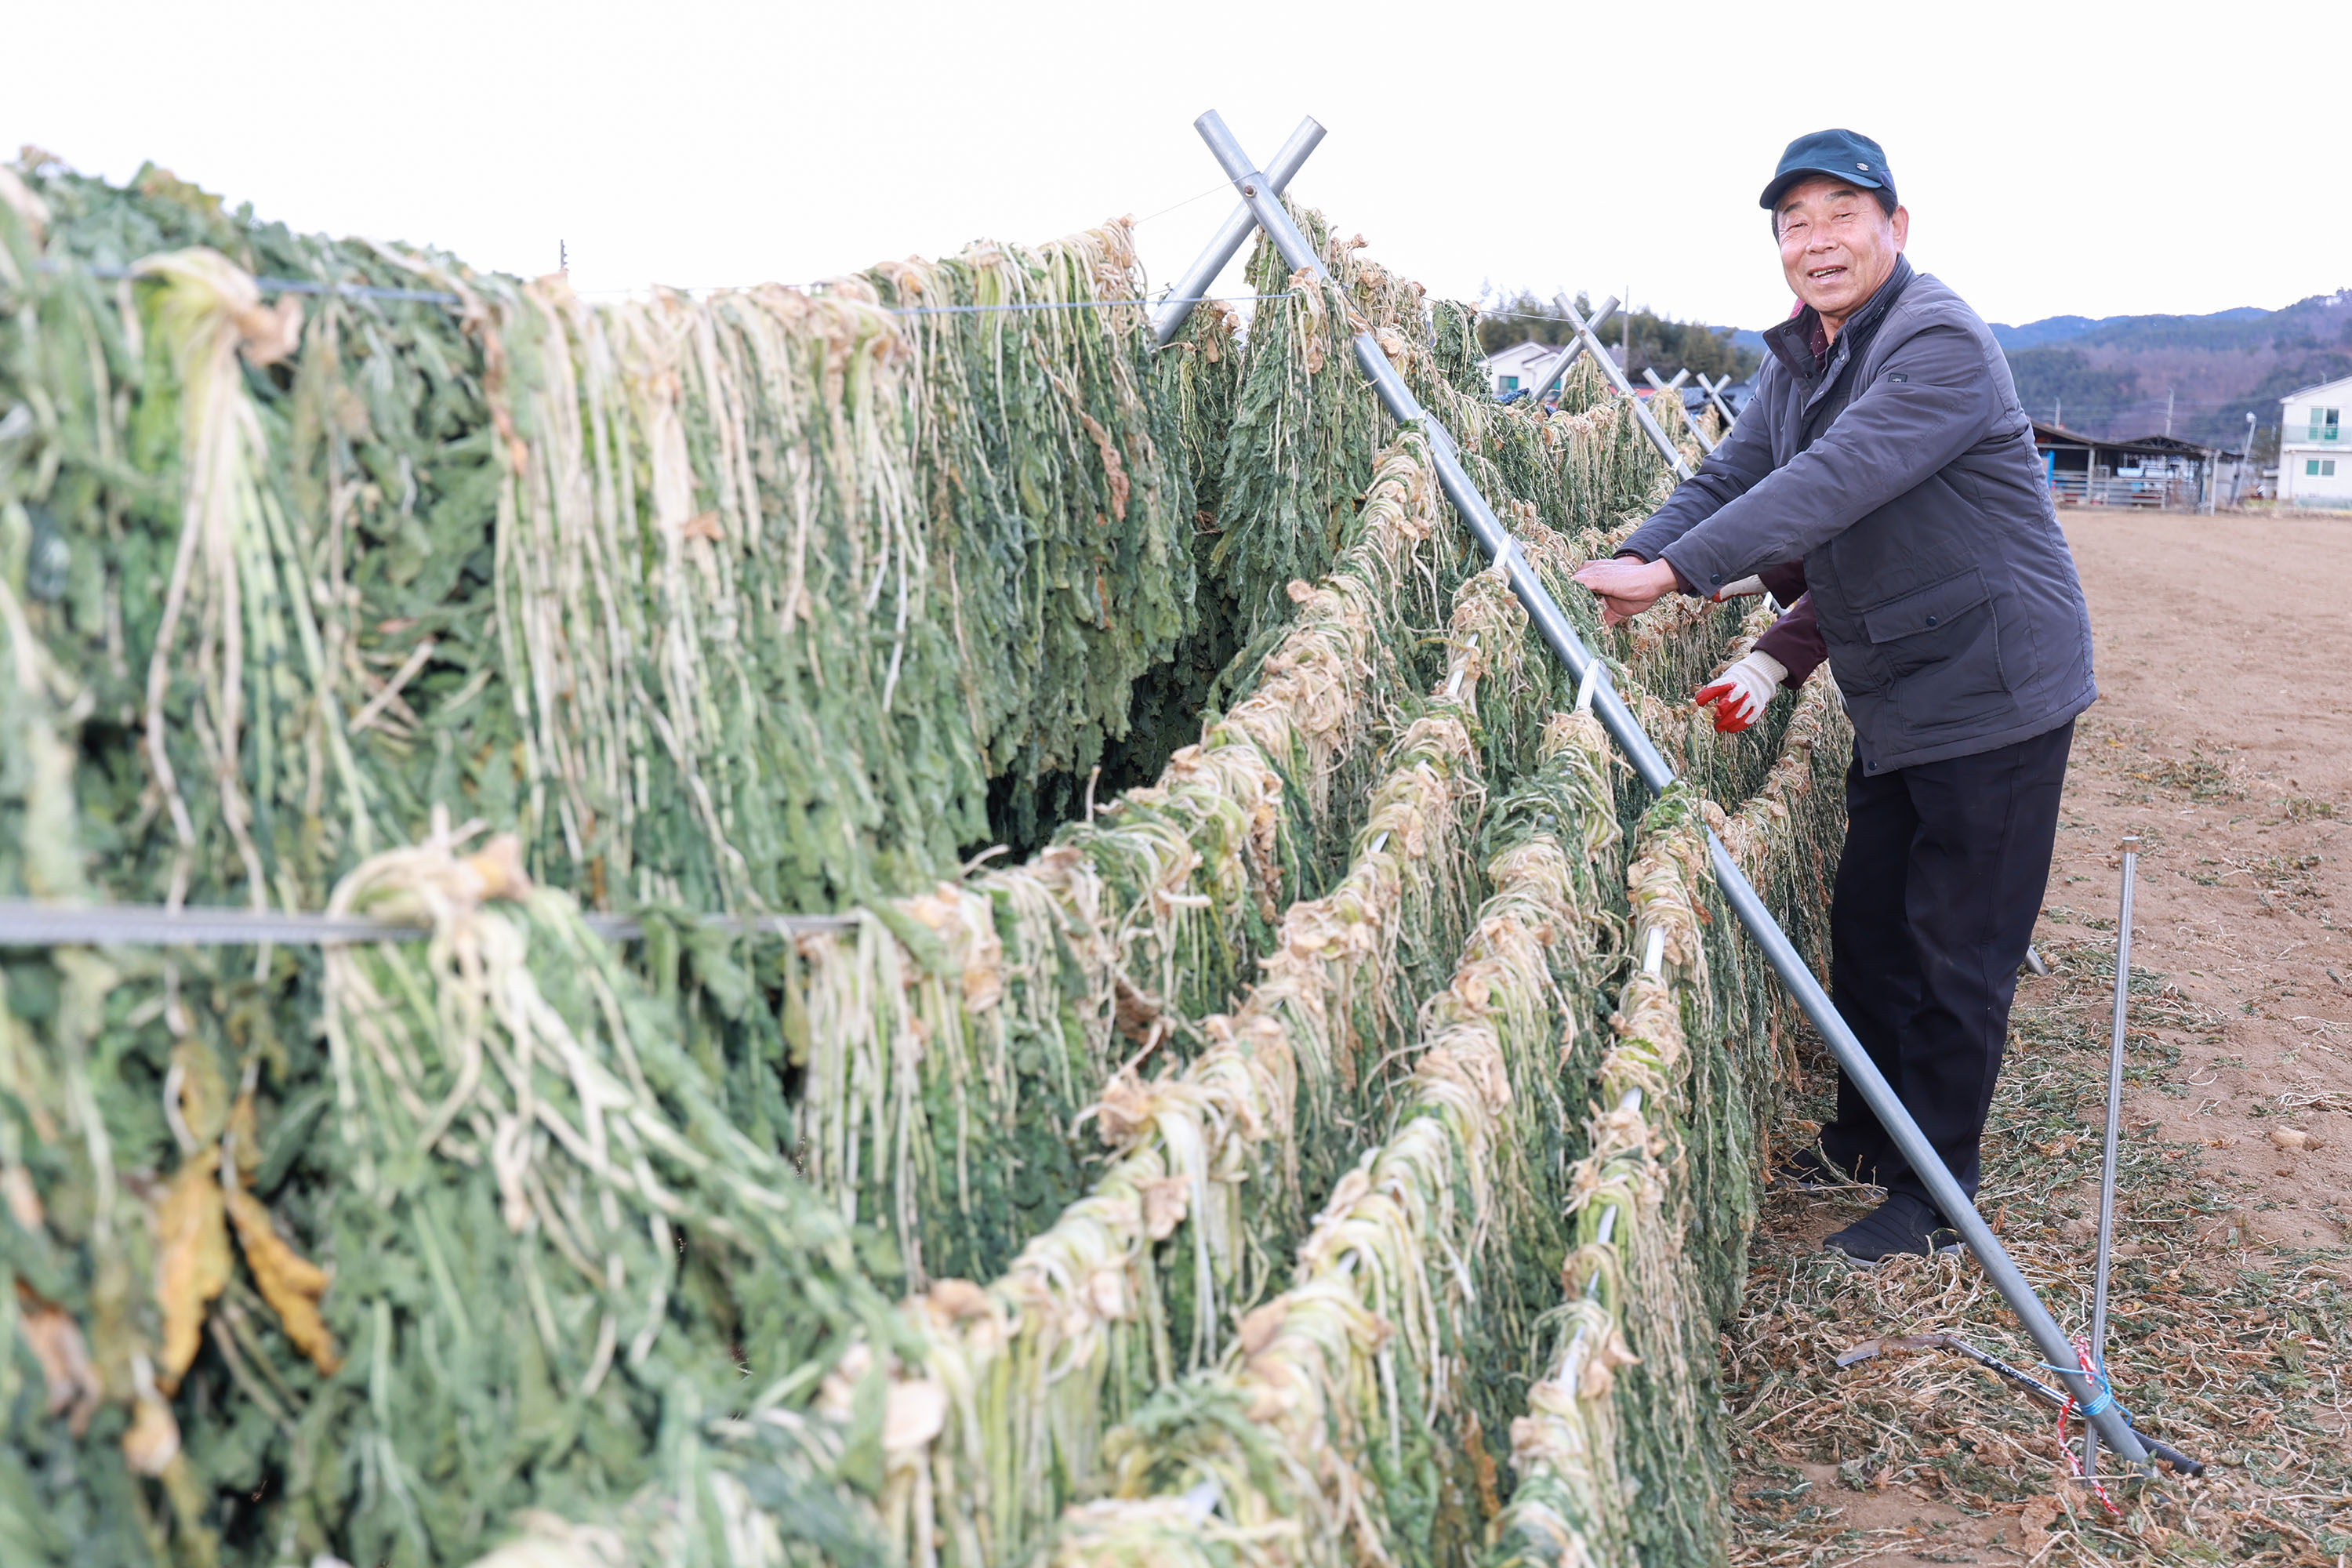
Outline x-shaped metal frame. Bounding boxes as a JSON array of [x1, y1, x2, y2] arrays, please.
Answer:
[[1696, 371, 1739, 426], [1644, 366, 1718, 456]]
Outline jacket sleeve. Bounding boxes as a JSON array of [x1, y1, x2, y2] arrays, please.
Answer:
[[1614, 365, 1783, 566], [1752, 591, 1826, 687], [1653, 321, 2005, 596], [1758, 562, 1807, 603]]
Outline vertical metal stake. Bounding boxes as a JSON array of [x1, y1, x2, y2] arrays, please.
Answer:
[[2084, 833, 2139, 1476]]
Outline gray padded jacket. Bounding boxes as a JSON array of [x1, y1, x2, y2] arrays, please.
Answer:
[[1619, 257, 2096, 773]]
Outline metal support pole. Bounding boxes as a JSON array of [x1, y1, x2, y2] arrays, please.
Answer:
[[1645, 367, 1716, 456], [1152, 116, 1325, 347], [1190, 107, 2152, 1472], [1519, 296, 1619, 403], [2085, 833, 2139, 1476]]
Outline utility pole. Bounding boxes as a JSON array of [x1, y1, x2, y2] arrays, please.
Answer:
[[2056, 397, 2063, 428], [2165, 387, 2174, 437]]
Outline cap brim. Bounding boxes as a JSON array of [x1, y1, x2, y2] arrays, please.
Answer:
[[1760, 166, 1888, 211]]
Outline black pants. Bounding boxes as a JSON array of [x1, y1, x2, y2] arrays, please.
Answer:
[[1819, 720, 2074, 1211]]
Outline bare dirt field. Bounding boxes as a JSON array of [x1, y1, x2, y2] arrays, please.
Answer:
[[1727, 507, 2352, 1565]]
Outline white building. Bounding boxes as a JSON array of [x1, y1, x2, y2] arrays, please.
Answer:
[[2279, 374, 2352, 508], [1483, 339, 1562, 398]]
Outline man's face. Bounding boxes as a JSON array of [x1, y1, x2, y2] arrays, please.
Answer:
[[1775, 176, 1909, 328]]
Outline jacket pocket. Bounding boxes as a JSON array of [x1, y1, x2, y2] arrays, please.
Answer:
[[1860, 568, 2016, 731]]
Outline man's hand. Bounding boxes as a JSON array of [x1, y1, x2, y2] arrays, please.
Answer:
[[1570, 557, 1679, 626], [1693, 649, 1788, 732]]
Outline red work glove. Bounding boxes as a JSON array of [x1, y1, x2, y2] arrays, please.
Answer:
[[1693, 649, 1788, 733]]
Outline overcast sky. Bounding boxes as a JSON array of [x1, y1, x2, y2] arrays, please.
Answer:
[[9, 2, 2334, 334]]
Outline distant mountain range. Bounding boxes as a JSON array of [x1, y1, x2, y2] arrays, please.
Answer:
[[1718, 292, 2352, 451], [1988, 292, 2352, 450]]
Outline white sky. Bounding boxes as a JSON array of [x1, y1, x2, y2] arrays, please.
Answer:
[[9, 1, 2334, 333]]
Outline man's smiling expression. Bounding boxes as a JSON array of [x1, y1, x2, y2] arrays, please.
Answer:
[[1775, 176, 1910, 338]]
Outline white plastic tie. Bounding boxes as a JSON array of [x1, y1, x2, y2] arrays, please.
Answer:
[[1573, 659, 1605, 713], [1442, 634, 1479, 699]]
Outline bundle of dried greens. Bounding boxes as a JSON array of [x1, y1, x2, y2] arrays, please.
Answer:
[[863, 225, 1197, 848], [2, 159, 1216, 923], [862, 617, 1497, 1567], [1055, 714, 1629, 1568], [1, 806, 910, 1568], [1489, 676, 1855, 1568], [788, 435, 1467, 1289]]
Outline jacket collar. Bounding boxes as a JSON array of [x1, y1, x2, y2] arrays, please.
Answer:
[[1762, 255, 1915, 386]]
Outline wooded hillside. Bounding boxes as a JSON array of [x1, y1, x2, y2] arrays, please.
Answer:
[[1996, 291, 2352, 451], [1478, 290, 1762, 383]]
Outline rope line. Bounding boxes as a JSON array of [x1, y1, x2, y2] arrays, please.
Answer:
[[1129, 180, 1239, 226], [0, 898, 857, 947], [886, 293, 1296, 317], [29, 262, 1304, 318]]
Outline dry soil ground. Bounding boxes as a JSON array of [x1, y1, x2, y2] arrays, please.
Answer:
[[1726, 507, 2352, 1566]]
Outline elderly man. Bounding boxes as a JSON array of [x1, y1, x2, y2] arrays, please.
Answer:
[[1571, 129, 2096, 1263]]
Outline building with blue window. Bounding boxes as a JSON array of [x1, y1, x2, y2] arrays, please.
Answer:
[[2280, 374, 2352, 508], [1483, 339, 1562, 398]]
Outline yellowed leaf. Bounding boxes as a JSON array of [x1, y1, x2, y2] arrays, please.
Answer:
[[153, 1155, 231, 1392], [224, 1181, 339, 1376], [226, 1088, 260, 1181], [170, 1037, 230, 1147]]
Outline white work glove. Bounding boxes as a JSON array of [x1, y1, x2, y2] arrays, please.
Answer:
[[1711, 574, 1766, 602], [1693, 649, 1787, 733]]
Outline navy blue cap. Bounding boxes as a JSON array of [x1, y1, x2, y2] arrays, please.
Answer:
[[1760, 129, 1894, 212]]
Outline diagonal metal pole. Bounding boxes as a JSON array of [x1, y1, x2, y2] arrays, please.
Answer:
[[1152, 116, 1326, 346], [1519, 296, 1618, 403], [1645, 367, 1717, 456], [1192, 107, 2151, 1473]]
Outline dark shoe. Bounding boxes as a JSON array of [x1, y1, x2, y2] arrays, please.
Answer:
[[1823, 1193, 1965, 1264], [1771, 1144, 1871, 1192]]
